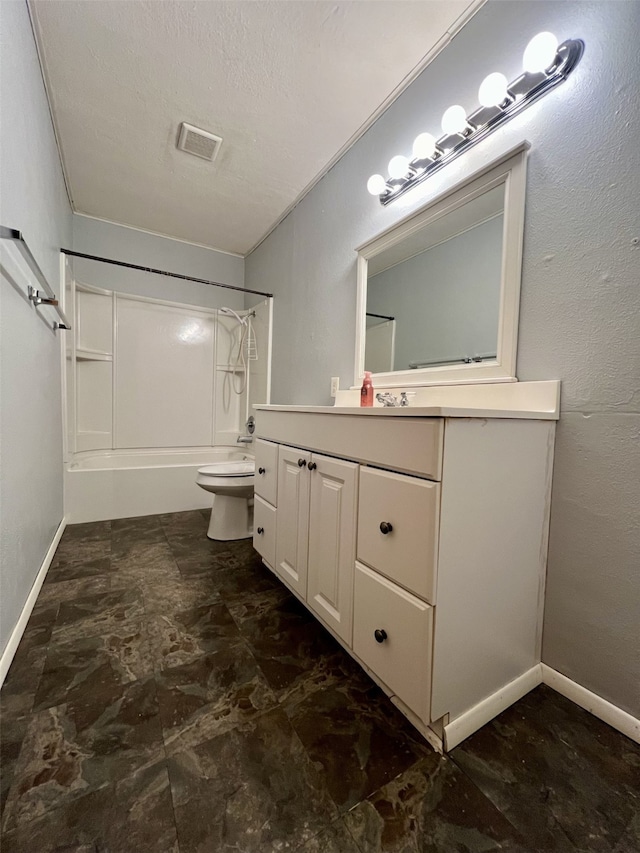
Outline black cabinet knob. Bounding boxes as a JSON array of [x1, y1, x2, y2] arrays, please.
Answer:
[[379, 521, 393, 535], [297, 458, 307, 468], [258, 467, 265, 475], [256, 527, 264, 535], [374, 629, 388, 643], [308, 462, 317, 471]]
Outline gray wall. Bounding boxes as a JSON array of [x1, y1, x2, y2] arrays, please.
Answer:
[[247, 1, 640, 716], [367, 215, 503, 370], [0, 1, 73, 660], [72, 215, 245, 309]]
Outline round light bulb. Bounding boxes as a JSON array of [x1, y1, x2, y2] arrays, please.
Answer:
[[367, 174, 387, 195], [523, 31, 558, 73], [478, 72, 509, 107], [388, 155, 410, 179], [412, 132, 437, 159], [441, 105, 468, 135]]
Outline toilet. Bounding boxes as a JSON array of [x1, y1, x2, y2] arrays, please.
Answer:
[[196, 459, 255, 540]]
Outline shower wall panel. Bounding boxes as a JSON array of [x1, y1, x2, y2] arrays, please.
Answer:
[[114, 298, 215, 448]]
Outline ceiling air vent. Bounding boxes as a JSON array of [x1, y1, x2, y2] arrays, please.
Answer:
[[177, 123, 222, 162]]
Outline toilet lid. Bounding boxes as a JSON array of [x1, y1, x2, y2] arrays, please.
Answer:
[[197, 461, 255, 477]]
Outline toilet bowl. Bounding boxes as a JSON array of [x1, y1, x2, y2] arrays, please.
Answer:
[[196, 459, 255, 540]]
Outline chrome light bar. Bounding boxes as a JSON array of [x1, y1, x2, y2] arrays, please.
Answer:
[[369, 35, 584, 206]]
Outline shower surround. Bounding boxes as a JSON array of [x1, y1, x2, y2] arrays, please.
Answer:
[[64, 279, 271, 522]]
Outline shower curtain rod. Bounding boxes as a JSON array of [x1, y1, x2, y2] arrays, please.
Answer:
[[60, 248, 274, 299], [366, 311, 395, 321]]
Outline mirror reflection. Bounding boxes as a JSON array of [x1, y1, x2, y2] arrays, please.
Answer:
[[365, 184, 505, 373]]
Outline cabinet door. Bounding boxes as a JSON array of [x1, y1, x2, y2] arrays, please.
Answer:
[[253, 496, 277, 569], [275, 446, 311, 596], [254, 439, 279, 505], [307, 454, 358, 646]]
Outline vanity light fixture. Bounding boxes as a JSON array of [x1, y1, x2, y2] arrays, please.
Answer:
[[367, 32, 584, 205]]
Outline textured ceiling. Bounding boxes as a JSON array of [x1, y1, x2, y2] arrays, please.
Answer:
[[30, 0, 480, 255]]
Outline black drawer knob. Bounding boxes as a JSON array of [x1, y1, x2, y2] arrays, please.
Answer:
[[379, 521, 393, 535], [308, 462, 317, 471], [256, 527, 264, 535], [374, 629, 388, 644], [297, 458, 307, 468], [258, 467, 265, 475]]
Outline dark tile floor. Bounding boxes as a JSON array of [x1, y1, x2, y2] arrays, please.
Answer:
[[1, 511, 638, 853]]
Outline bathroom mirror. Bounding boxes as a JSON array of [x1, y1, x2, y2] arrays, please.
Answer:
[[354, 144, 528, 387]]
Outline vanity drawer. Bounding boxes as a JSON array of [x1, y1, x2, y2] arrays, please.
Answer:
[[354, 562, 433, 723], [256, 410, 443, 480], [254, 439, 279, 505], [357, 467, 439, 604], [253, 496, 277, 568]]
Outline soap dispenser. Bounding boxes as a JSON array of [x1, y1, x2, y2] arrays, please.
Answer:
[[360, 371, 374, 407]]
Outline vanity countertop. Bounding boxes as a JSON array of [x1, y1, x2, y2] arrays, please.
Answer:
[[254, 380, 560, 421]]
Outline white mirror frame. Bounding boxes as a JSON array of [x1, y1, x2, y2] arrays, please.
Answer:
[[354, 142, 529, 388]]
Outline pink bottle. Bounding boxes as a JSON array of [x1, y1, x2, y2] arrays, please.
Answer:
[[360, 371, 374, 407]]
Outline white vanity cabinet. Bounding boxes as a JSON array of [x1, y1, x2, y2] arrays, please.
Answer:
[[306, 454, 358, 643], [253, 441, 358, 645], [253, 399, 556, 751], [253, 438, 279, 567], [274, 445, 311, 597]]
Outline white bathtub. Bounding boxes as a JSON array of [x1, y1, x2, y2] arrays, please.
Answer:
[[65, 447, 253, 523]]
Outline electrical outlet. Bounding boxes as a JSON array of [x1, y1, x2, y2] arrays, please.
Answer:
[[330, 377, 339, 398]]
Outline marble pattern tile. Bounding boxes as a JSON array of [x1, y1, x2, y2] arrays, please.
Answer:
[[170, 545, 237, 575], [141, 574, 221, 614], [63, 520, 112, 541], [34, 624, 155, 711], [112, 513, 167, 536], [52, 587, 145, 644], [213, 559, 284, 603], [451, 685, 640, 852], [286, 677, 432, 813], [163, 523, 251, 568], [238, 593, 365, 704], [0, 760, 178, 853], [613, 812, 640, 853], [344, 753, 529, 853], [36, 574, 112, 606], [147, 599, 243, 671], [0, 645, 47, 719], [50, 522, 111, 569], [45, 555, 113, 585], [111, 517, 169, 561], [167, 707, 339, 853], [111, 540, 181, 582], [296, 819, 362, 852], [227, 584, 293, 625], [2, 512, 638, 853], [3, 677, 163, 832], [0, 716, 28, 820], [156, 641, 278, 754], [11, 603, 58, 655], [160, 509, 210, 530]]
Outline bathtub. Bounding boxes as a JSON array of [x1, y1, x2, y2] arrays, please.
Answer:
[[65, 447, 253, 523]]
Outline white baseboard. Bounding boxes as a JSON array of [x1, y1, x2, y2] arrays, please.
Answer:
[[0, 516, 67, 687], [444, 664, 543, 750], [541, 664, 640, 745]]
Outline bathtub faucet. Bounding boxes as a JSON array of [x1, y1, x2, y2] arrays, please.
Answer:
[[237, 435, 253, 444]]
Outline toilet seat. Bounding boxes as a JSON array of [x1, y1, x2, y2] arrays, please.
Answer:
[[197, 461, 255, 477]]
